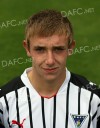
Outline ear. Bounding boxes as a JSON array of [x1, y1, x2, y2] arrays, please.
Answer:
[[68, 40, 75, 56], [23, 40, 31, 57]]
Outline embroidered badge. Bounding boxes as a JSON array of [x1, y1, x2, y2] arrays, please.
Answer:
[[12, 118, 26, 128], [70, 114, 88, 128]]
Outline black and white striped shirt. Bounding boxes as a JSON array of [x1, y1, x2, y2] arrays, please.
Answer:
[[0, 68, 100, 128]]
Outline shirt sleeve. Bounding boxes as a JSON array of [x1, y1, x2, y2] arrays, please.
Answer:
[[0, 102, 5, 128], [97, 100, 100, 128]]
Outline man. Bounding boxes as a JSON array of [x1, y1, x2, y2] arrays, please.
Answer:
[[0, 9, 100, 128]]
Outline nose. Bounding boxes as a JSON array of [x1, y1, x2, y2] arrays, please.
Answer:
[[45, 51, 55, 66]]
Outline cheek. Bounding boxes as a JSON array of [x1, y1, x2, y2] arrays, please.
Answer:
[[54, 57, 67, 68], [31, 56, 43, 66], [61, 54, 68, 64], [56, 53, 68, 62]]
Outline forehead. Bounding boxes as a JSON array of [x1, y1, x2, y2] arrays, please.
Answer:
[[29, 35, 69, 46]]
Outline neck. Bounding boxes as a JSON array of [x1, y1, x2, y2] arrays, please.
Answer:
[[27, 69, 66, 98]]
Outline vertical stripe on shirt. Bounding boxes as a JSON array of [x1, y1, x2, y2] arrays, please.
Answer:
[[87, 92, 93, 128], [26, 88, 33, 128], [41, 97, 46, 128], [15, 90, 20, 128], [78, 87, 81, 115], [4, 95, 11, 127], [53, 95, 56, 128], [65, 81, 70, 128]]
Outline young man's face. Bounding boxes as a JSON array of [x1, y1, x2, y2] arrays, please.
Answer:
[[24, 35, 75, 82]]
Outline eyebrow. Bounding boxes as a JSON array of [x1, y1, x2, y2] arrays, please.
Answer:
[[33, 45, 66, 49], [33, 46, 46, 49]]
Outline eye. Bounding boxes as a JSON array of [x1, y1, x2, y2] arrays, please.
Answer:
[[53, 47, 66, 53], [34, 47, 46, 53]]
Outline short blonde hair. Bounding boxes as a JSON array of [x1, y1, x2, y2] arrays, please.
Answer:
[[25, 9, 73, 47]]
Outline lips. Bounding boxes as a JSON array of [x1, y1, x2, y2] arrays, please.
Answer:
[[42, 67, 58, 73]]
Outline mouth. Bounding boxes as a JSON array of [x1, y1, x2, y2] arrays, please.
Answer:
[[42, 67, 58, 73]]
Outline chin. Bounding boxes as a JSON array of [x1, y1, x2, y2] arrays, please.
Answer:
[[43, 75, 58, 82]]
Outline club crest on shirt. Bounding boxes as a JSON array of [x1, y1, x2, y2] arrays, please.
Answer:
[[70, 114, 88, 128], [12, 118, 26, 128]]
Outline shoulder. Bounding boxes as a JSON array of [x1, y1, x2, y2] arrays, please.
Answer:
[[0, 76, 25, 98], [70, 72, 100, 98]]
